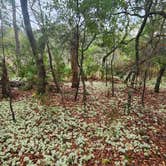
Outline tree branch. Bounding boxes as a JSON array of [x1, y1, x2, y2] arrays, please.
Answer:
[[149, 11, 166, 18]]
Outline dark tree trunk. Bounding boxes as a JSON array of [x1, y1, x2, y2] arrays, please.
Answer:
[[36, 58, 46, 94], [154, 65, 166, 93], [105, 60, 108, 87], [20, 0, 46, 94], [111, 53, 115, 96], [1, 58, 9, 98], [12, 0, 21, 74], [71, 0, 80, 88], [71, 28, 79, 88]]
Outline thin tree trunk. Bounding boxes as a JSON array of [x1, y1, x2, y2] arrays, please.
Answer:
[[9, 94, 16, 122], [1, 58, 9, 98], [105, 60, 108, 87], [20, 0, 46, 94], [47, 42, 66, 108], [80, 49, 86, 105], [111, 53, 115, 96], [47, 42, 60, 92], [141, 68, 148, 107], [12, 0, 21, 75], [154, 65, 166, 93]]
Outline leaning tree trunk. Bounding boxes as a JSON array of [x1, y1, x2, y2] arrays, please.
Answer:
[[134, 0, 153, 80], [20, 0, 46, 94], [12, 0, 21, 75], [154, 65, 166, 93], [47, 42, 61, 92]]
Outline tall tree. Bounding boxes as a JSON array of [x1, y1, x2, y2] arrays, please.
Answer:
[[20, 0, 46, 94], [31, 0, 61, 92], [70, 0, 80, 88]]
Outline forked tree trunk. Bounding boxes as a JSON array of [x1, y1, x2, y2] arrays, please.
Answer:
[[154, 65, 166, 93], [20, 0, 46, 94]]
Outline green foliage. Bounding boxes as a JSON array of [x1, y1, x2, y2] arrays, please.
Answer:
[[84, 55, 99, 78], [19, 62, 37, 82]]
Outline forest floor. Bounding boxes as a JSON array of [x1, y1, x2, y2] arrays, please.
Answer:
[[0, 81, 166, 166]]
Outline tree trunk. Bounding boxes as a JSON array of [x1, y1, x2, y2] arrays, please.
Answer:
[[154, 65, 166, 93], [12, 0, 21, 75], [71, 29, 79, 88], [135, 0, 153, 78], [1, 58, 9, 98], [105, 60, 108, 87], [20, 0, 46, 94], [36, 58, 46, 94], [47, 42, 60, 92], [111, 53, 115, 96], [0, 5, 9, 98]]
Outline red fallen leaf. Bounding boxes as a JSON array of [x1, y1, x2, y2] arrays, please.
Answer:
[[19, 155, 26, 166]]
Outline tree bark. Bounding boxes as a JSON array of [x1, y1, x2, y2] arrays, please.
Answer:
[[71, 30, 79, 88], [20, 0, 46, 94], [154, 65, 166, 93]]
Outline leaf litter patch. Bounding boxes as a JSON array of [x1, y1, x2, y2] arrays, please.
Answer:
[[0, 83, 166, 165]]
